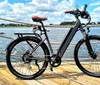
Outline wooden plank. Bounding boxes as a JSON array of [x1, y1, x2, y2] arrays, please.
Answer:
[[0, 62, 100, 85], [54, 63, 100, 85], [0, 68, 28, 85], [41, 67, 82, 85], [24, 80, 43, 85], [36, 77, 58, 85]]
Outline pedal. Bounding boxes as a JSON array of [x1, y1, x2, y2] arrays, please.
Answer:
[[50, 66, 53, 71]]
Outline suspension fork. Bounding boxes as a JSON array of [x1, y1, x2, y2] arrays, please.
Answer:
[[82, 29, 97, 59]]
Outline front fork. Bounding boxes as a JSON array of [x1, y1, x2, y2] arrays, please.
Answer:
[[82, 29, 97, 59]]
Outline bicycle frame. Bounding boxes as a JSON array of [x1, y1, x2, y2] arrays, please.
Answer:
[[15, 18, 94, 61], [57, 20, 81, 58], [27, 16, 91, 60], [42, 18, 82, 58]]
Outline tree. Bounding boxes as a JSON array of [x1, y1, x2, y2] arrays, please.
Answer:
[[60, 21, 76, 25], [97, 22, 100, 24]]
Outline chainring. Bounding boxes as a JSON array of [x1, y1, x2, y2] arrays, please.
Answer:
[[50, 54, 61, 67]]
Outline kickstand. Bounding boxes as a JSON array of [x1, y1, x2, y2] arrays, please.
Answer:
[[35, 60, 40, 70], [50, 66, 53, 71]]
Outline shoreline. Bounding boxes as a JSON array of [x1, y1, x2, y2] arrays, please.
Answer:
[[0, 24, 100, 28], [0, 26, 31, 28]]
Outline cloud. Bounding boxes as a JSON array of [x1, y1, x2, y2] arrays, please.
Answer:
[[93, 7, 100, 12], [0, 0, 75, 24], [90, 6, 100, 22], [89, 1, 100, 23], [90, 1, 100, 6]]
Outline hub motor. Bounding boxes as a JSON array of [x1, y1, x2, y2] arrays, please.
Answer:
[[22, 50, 32, 63]]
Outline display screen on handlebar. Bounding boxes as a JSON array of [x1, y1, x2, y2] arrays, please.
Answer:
[[65, 4, 91, 27]]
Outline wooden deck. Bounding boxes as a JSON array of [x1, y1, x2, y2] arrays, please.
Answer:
[[0, 62, 100, 85]]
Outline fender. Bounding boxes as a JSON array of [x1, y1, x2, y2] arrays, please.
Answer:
[[6, 36, 50, 59], [6, 36, 39, 51]]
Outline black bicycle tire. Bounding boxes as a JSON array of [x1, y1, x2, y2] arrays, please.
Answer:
[[74, 35, 100, 77], [6, 36, 50, 79]]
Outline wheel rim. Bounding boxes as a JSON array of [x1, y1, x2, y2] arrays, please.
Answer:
[[77, 39, 100, 76], [9, 40, 47, 76]]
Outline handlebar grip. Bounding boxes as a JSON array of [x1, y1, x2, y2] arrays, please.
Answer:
[[83, 4, 88, 11], [65, 10, 74, 14]]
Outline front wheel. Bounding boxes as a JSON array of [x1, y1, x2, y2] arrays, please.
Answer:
[[6, 36, 50, 79], [74, 35, 100, 77]]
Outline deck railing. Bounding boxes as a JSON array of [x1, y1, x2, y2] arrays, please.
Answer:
[[0, 34, 100, 62]]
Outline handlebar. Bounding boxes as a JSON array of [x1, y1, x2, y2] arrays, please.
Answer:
[[65, 4, 91, 27]]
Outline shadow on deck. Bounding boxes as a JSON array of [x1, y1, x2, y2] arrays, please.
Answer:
[[0, 62, 100, 85]]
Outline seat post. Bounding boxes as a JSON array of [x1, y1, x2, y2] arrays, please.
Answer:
[[39, 21, 46, 31]]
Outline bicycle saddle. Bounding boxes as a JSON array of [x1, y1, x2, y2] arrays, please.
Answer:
[[32, 16, 47, 22]]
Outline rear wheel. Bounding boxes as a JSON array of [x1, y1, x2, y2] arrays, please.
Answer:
[[75, 35, 100, 77], [6, 36, 50, 79]]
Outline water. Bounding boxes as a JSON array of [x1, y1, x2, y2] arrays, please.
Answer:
[[0, 26, 100, 62]]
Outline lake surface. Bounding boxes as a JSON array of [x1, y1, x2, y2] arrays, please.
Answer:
[[0, 27, 100, 62]]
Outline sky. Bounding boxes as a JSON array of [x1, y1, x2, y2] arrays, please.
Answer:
[[0, 0, 100, 24]]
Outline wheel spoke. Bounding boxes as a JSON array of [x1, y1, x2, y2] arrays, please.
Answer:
[[7, 37, 49, 79], [76, 36, 100, 77]]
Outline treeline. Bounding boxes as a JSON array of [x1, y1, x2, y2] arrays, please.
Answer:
[[0, 23, 32, 27], [60, 21, 76, 25], [1, 21, 100, 27], [60, 21, 100, 25]]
